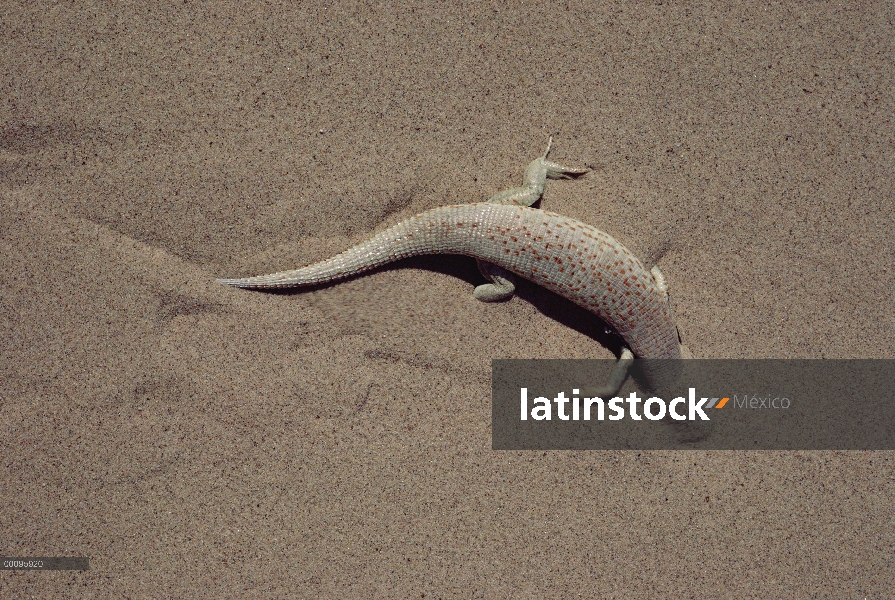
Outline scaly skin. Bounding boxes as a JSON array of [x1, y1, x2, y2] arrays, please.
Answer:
[[218, 141, 685, 390]]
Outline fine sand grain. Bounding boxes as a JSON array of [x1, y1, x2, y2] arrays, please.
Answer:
[[2, 2, 893, 597]]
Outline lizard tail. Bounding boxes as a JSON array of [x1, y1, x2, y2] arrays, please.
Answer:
[[216, 204, 484, 289]]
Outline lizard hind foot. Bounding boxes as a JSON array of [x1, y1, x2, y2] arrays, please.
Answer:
[[474, 259, 516, 302], [473, 283, 516, 302], [543, 160, 589, 180], [540, 136, 589, 180], [542, 138, 589, 179]]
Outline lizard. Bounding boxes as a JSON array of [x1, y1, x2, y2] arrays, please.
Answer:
[[217, 139, 689, 393]]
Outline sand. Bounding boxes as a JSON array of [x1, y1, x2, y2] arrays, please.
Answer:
[[2, 2, 893, 597]]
